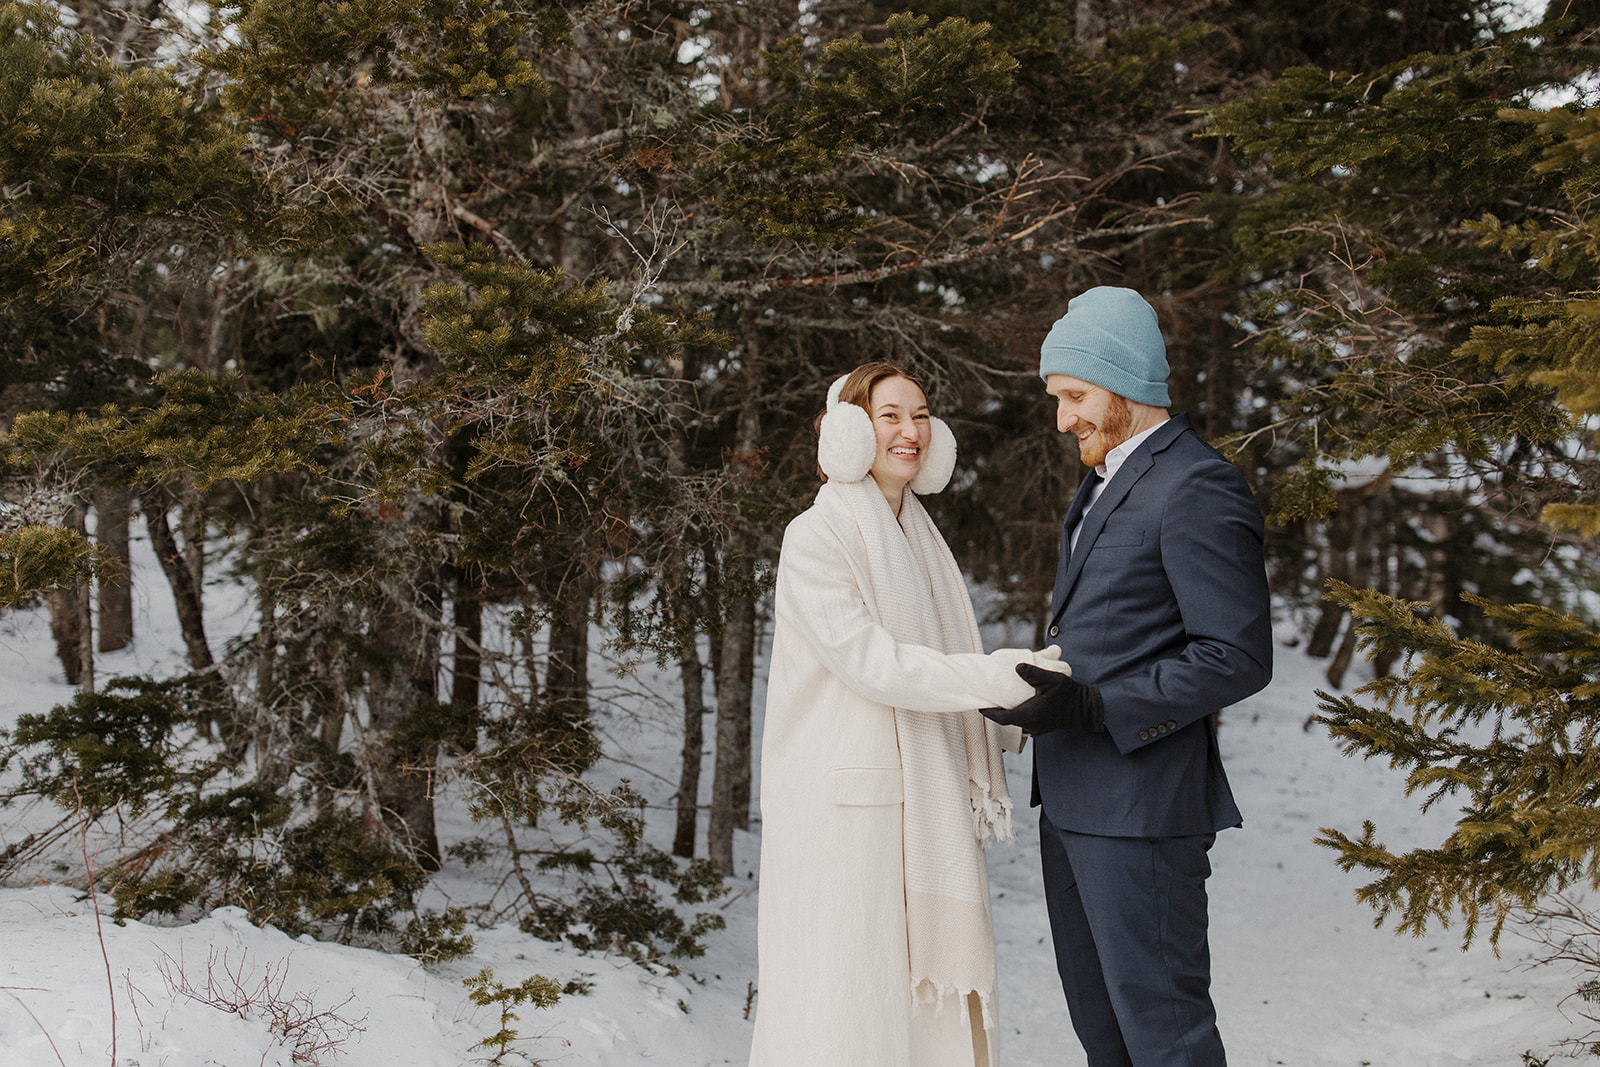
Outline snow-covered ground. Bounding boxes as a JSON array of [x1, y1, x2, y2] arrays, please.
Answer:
[[0, 531, 1591, 1066]]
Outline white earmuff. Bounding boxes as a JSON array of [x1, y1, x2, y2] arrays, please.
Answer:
[[909, 416, 956, 496], [817, 374, 875, 483], [816, 373, 959, 494]]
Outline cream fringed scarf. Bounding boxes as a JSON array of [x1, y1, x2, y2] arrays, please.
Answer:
[[820, 478, 1013, 1026]]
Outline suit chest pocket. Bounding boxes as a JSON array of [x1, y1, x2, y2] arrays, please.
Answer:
[[1093, 528, 1145, 550]]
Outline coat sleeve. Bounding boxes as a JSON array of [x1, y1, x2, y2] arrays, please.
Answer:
[[774, 512, 1041, 713], [1097, 456, 1274, 755]]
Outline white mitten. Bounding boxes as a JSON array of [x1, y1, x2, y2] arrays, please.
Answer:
[[1031, 645, 1072, 676]]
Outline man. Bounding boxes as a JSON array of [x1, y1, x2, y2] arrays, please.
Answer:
[[982, 286, 1273, 1066]]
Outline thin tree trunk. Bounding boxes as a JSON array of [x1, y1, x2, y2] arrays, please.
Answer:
[[729, 598, 755, 832], [449, 577, 483, 753], [142, 492, 214, 674], [1326, 615, 1361, 690], [47, 504, 90, 687], [79, 583, 94, 694], [662, 349, 709, 859], [1372, 498, 1402, 679], [708, 307, 765, 874], [709, 584, 756, 873], [542, 573, 594, 773], [1307, 507, 1354, 659], [315, 639, 350, 809], [672, 640, 707, 859], [181, 482, 205, 596], [254, 581, 279, 769], [95, 486, 132, 653], [1325, 501, 1375, 690]]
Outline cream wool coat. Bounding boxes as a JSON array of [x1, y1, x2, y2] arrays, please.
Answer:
[[748, 487, 1040, 1067]]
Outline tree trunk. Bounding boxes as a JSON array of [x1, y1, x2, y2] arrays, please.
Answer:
[[1307, 507, 1354, 658], [315, 638, 351, 809], [181, 482, 205, 597], [95, 486, 132, 653], [1326, 614, 1361, 690], [672, 640, 707, 859], [729, 598, 755, 832], [254, 580, 280, 770], [47, 585, 90, 688], [47, 504, 90, 687], [142, 492, 214, 674], [368, 573, 444, 871], [542, 572, 595, 773], [709, 585, 757, 873], [662, 348, 710, 859], [708, 308, 765, 874], [1325, 502, 1375, 690]]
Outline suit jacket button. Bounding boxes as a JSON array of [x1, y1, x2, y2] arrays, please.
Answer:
[[1048, 625, 1059, 638], [1167, 720, 1177, 730], [1156, 724, 1167, 734], [1138, 730, 1150, 741]]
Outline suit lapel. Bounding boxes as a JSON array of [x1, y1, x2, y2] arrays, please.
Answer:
[[1049, 472, 1099, 620], [1049, 415, 1193, 630]]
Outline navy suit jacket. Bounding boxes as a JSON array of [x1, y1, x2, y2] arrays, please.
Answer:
[[1033, 414, 1272, 837]]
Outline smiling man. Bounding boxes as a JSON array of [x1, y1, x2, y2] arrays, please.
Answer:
[[982, 286, 1273, 1067]]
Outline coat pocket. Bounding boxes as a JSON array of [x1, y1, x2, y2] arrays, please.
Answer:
[[828, 766, 903, 806]]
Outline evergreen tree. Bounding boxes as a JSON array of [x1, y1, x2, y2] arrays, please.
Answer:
[[1207, 4, 1595, 656], [1306, 101, 1600, 940], [1212, 4, 1600, 1050], [1, 0, 737, 936]]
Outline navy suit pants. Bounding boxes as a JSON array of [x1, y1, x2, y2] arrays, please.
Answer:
[[1039, 810, 1224, 1067]]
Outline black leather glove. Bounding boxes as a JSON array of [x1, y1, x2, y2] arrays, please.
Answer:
[[979, 663, 1105, 736]]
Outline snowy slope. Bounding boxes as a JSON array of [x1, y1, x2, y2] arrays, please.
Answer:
[[0, 532, 1590, 1066]]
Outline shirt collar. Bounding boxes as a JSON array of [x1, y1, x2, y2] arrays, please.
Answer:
[[1095, 418, 1168, 485]]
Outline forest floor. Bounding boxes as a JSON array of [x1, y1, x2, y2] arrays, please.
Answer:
[[0, 531, 1592, 1066]]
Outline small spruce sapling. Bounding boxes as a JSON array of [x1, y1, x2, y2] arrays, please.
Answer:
[[461, 966, 562, 1065]]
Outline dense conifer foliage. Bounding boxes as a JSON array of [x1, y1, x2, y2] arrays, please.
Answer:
[[1211, 2, 1600, 1030], [5, 0, 1600, 1035]]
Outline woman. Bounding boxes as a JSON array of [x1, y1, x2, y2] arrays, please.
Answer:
[[749, 362, 1068, 1067]]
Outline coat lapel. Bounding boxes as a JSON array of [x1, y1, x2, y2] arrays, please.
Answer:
[[1049, 415, 1192, 629]]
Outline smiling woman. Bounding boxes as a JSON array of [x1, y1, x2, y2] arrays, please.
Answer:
[[749, 361, 1071, 1067], [866, 374, 933, 514]]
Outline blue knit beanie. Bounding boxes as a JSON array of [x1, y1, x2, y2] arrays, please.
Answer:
[[1038, 287, 1171, 407]]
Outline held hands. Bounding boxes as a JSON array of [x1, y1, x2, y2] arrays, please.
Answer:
[[979, 659, 1105, 737], [1029, 645, 1073, 675]]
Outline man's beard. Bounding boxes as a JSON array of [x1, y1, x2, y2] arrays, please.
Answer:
[[1081, 393, 1133, 467]]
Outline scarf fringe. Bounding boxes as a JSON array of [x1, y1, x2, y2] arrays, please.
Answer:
[[971, 790, 1014, 845], [909, 978, 997, 1033]]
